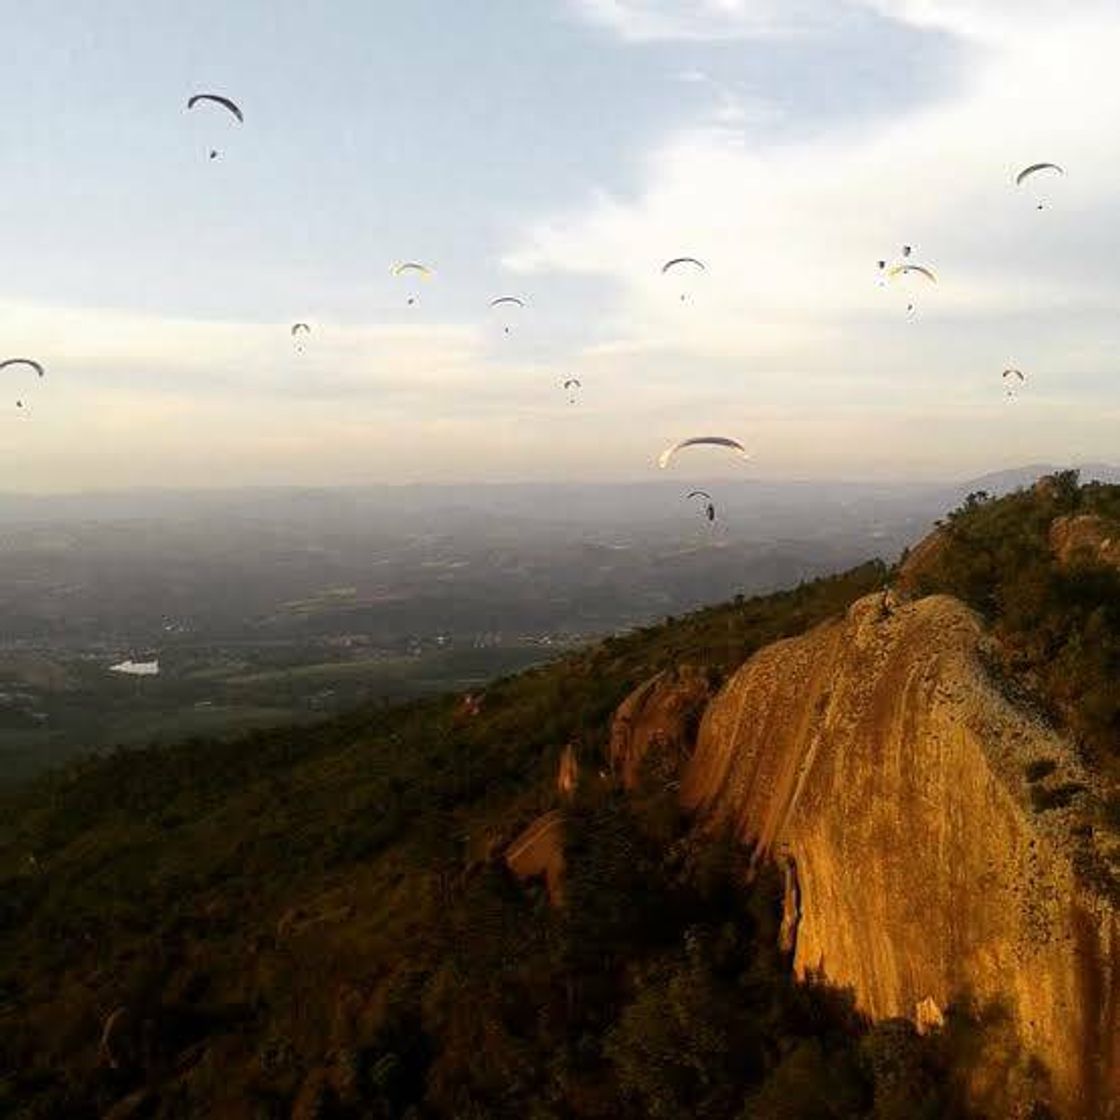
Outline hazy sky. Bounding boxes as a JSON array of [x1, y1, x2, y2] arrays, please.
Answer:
[[3, 0, 1118, 490]]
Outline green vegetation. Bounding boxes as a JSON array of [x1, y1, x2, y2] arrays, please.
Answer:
[[0, 643, 558, 789], [906, 472, 1120, 781], [7, 462, 1118, 1120], [0, 562, 901, 1118]]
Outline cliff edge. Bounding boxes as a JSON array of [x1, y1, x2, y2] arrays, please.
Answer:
[[680, 591, 1119, 1117]]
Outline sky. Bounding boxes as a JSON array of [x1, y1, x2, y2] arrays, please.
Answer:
[[2, 0, 1119, 490]]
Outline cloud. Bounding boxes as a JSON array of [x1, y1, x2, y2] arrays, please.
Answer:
[[11, 2, 1120, 489], [571, 0, 843, 41], [0, 298, 614, 490], [859, 0, 1110, 39], [0, 299, 495, 402], [574, 0, 1113, 43], [508, 5, 1120, 475]]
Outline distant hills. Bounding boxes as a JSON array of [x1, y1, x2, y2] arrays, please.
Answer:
[[952, 461, 1120, 498]]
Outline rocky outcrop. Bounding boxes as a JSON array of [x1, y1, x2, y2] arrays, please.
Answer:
[[557, 743, 579, 799], [608, 666, 712, 790], [680, 592, 1118, 1118], [1050, 514, 1120, 571], [505, 811, 566, 905]]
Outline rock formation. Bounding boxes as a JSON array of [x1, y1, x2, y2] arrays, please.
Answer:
[[505, 810, 566, 905], [1050, 513, 1120, 571], [677, 592, 1118, 1117], [608, 665, 712, 790]]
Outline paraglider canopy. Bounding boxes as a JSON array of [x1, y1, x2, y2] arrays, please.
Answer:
[[658, 436, 750, 470], [661, 257, 706, 274], [1015, 162, 1064, 186], [0, 359, 45, 379], [187, 93, 244, 122], [888, 264, 937, 284]]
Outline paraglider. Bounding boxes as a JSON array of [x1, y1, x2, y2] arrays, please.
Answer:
[[662, 257, 706, 302], [1003, 367, 1026, 398], [562, 377, 581, 404], [658, 436, 750, 470], [291, 323, 311, 353], [393, 262, 433, 306], [888, 264, 937, 285], [186, 94, 243, 161], [1015, 163, 1064, 210], [489, 296, 526, 335], [687, 490, 717, 523], [0, 358, 45, 411], [887, 263, 937, 317]]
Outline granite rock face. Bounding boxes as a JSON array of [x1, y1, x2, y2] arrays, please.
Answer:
[[679, 592, 1118, 1117]]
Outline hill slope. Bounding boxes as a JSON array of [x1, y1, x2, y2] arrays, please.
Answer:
[[2, 474, 1119, 1117], [3, 563, 905, 1118]]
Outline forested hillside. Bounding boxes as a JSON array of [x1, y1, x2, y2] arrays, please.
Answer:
[[3, 478, 1119, 1117]]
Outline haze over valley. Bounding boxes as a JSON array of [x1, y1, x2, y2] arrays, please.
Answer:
[[0, 477, 944, 782]]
